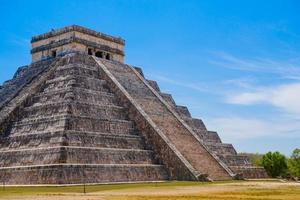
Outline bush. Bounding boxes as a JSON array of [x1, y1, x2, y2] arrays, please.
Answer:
[[288, 148, 300, 179], [262, 151, 288, 178]]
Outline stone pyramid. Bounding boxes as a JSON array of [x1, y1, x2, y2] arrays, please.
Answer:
[[0, 25, 267, 184]]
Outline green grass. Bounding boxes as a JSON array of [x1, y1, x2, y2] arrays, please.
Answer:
[[0, 181, 213, 196], [0, 180, 299, 200], [0, 180, 241, 197]]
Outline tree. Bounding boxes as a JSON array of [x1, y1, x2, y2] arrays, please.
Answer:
[[288, 148, 300, 179], [262, 151, 287, 178]]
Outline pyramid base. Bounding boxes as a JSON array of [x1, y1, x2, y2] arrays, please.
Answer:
[[0, 164, 168, 184], [231, 166, 268, 179]]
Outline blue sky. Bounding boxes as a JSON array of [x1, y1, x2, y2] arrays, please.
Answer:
[[0, 0, 299, 155]]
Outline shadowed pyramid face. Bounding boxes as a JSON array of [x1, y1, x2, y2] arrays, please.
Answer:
[[0, 26, 267, 185]]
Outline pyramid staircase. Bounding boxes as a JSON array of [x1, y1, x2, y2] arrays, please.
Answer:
[[164, 99, 267, 178], [95, 57, 266, 180], [0, 53, 266, 184], [95, 58, 234, 181], [0, 55, 168, 184], [137, 70, 267, 179]]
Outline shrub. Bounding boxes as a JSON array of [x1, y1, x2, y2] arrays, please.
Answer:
[[262, 151, 287, 178], [288, 148, 300, 179]]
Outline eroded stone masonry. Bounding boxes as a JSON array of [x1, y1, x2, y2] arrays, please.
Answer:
[[0, 25, 267, 184]]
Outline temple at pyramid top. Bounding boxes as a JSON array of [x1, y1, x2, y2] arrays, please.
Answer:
[[31, 25, 125, 63]]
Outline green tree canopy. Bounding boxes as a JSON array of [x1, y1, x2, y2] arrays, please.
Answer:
[[288, 148, 300, 178], [262, 151, 288, 178]]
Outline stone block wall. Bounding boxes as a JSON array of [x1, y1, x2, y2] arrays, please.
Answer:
[[0, 59, 54, 108], [0, 52, 267, 184], [31, 25, 124, 62], [0, 53, 168, 184], [97, 58, 234, 180], [118, 61, 267, 179]]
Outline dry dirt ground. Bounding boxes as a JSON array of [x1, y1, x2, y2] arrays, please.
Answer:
[[1, 180, 300, 200]]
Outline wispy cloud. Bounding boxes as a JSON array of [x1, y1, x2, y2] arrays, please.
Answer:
[[222, 77, 257, 90], [152, 73, 260, 96], [206, 116, 300, 141], [151, 74, 214, 93], [210, 51, 300, 80], [227, 83, 300, 115]]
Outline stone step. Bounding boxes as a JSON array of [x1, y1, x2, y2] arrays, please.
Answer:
[[147, 80, 161, 92], [64, 131, 145, 149], [0, 131, 145, 150], [24, 101, 69, 117], [183, 118, 207, 131], [100, 59, 233, 180], [31, 88, 117, 106], [230, 166, 268, 179], [10, 116, 66, 136], [219, 155, 252, 167], [43, 75, 109, 93], [66, 147, 157, 165], [65, 115, 136, 135], [24, 101, 127, 120], [160, 93, 176, 107], [0, 164, 168, 184], [176, 106, 191, 118], [204, 142, 237, 156], [0, 59, 53, 109], [66, 53, 98, 66], [0, 147, 157, 167], [10, 115, 136, 136], [57, 62, 98, 70], [204, 131, 222, 143], [12, 114, 68, 127], [194, 130, 222, 143], [54, 64, 99, 79]]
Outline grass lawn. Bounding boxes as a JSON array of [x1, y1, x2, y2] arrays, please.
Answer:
[[0, 180, 299, 200]]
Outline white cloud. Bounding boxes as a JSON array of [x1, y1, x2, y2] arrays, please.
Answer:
[[227, 83, 300, 114], [151, 70, 300, 116], [206, 116, 300, 141], [148, 58, 300, 147]]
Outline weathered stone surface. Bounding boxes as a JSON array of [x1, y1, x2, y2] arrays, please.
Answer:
[[0, 164, 167, 184], [31, 25, 125, 62], [96, 57, 266, 180], [0, 59, 54, 109], [97, 58, 234, 180], [0, 54, 168, 184], [231, 166, 268, 179]]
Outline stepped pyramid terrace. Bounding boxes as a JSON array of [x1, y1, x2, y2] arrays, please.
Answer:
[[0, 25, 267, 184]]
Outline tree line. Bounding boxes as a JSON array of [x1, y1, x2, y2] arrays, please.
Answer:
[[240, 148, 300, 180]]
